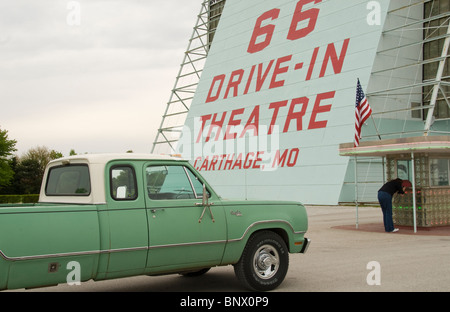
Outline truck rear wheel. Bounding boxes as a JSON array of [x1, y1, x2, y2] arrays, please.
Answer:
[[234, 231, 289, 291]]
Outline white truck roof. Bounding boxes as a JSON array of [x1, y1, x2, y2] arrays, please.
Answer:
[[47, 153, 184, 165], [39, 153, 185, 205]]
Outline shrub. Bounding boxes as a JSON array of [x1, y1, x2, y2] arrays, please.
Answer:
[[0, 194, 39, 204]]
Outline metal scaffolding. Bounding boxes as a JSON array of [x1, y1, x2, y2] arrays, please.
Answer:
[[342, 0, 450, 204], [151, 0, 226, 154], [367, 0, 450, 139]]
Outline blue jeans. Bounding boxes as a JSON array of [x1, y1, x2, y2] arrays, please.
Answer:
[[378, 191, 394, 232]]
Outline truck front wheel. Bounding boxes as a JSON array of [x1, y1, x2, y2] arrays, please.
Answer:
[[234, 231, 289, 291]]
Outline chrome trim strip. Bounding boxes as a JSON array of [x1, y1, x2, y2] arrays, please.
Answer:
[[0, 247, 149, 262], [148, 239, 227, 250], [0, 220, 306, 262], [0, 249, 100, 261], [183, 166, 200, 199], [227, 220, 306, 243]]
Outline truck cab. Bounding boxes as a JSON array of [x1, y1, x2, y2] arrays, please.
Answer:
[[0, 153, 309, 291]]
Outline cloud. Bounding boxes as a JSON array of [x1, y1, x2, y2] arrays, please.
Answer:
[[0, 0, 201, 156]]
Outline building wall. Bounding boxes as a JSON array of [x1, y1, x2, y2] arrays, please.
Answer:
[[339, 0, 450, 203], [178, 0, 392, 205]]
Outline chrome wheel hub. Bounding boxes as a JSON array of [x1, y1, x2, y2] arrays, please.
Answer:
[[253, 244, 280, 279]]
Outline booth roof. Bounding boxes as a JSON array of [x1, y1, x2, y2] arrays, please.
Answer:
[[339, 135, 450, 157]]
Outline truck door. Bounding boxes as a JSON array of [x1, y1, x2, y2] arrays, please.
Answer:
[[143, 162, 226, 272], [103, 163, 149, 277]]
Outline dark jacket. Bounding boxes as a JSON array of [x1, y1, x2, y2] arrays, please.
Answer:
[[378, 178, 405, 196]]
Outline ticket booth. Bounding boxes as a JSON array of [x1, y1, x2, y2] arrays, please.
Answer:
[[340, 136, 450, 232]]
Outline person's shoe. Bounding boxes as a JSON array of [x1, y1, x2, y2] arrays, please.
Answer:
[[391, 228, 399, 233]]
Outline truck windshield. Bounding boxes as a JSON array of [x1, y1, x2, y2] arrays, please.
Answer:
[[45, 164, 91, 196]]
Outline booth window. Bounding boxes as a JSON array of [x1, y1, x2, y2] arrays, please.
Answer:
[[397, 160, 412, 181], [430, 158, 450, 186]]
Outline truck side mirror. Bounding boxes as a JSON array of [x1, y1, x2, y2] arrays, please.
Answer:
[[116, 186, 127, 199], [198, 184, 215, 223]]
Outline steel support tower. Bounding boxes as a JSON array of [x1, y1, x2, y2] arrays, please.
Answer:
[[151, 0, 226, 154]]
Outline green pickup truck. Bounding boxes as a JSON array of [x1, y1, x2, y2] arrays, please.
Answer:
[[0, 154, 309, 291]]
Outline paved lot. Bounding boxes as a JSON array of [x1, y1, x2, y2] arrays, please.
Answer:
[[7, 205, 450, 292]]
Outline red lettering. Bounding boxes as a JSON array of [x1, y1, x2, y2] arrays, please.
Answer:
[[287, 148, 300, 167], [272, 148, 299, 168], [270, 55, 292, 89], [243, 152, 255, 169], [306, 46, 319, 81], [252, 151, 264, 169], [223, 154, 234, 170], [272, 149, 288, 168], [308, 91, 335, 130], [247, 9, 280, 54], [240, 105, 260, 137], [203, 41, 346, 103], [206, 112, 227, 142], [217, 154, 227, 170], [197, 91, 336, 145], [199, 157, 209, 171], [208, 155, 219, 171], [224, 69, 245, 99], [256, 60, 275, 92], [268, 100, 288, 135], [196, 115, 212, 143], [319, 39, 350, 77], [287, 0, 322, 40], [244, 65, 256, 95], [194, 157, 202, 170], [224, 108, 245, 140], [283, 97, 309, 133], [232, 153, 243, 170], [206, 74, 225, 103]]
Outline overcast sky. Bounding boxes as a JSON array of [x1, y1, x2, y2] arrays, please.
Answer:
[[0, 0, 202, 157]]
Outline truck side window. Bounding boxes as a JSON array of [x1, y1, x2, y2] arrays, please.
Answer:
[[185, 167, 210, 199], [46, 164, 91, 196], [146, 165, 201, 200], [110, 165, 138, 200]]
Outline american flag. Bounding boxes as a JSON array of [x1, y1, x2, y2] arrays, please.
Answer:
[[354, 79, 372, 147]]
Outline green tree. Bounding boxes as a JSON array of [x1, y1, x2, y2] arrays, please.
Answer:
[[0, 156, 19, 194], [15, 158, 41, 194], [21, 146, 62, 176], [0, 128, 17, 190], [16, 146, 63, 194]]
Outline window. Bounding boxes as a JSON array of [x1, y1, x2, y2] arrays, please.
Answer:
[[423, 0, 450, 120], [185, 167, 208, 198], [411, 102, 423, 119], [208, 0, 226, 47], [146, 165, 207, 200], [397, 160, 412, 181], [46, 165, 91, 196], [111, 166, 137, 200], [430, 158, 450, 186]]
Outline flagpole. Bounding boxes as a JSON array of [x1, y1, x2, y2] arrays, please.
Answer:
[[354, 155, 359, 229], [371, 115, 382, 140], [356, 78, 381, 142]]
